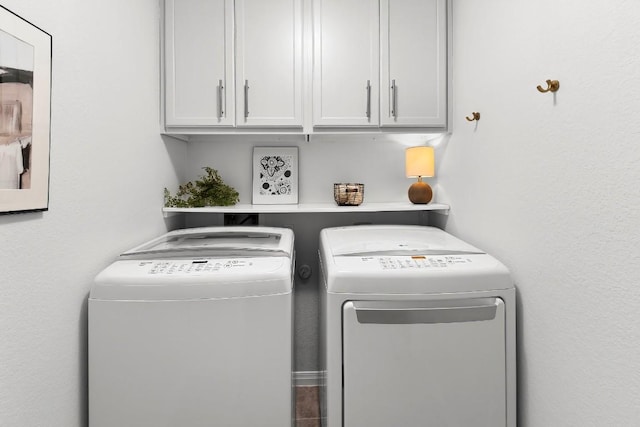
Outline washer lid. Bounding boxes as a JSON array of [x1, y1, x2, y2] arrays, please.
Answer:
[[121, 226, 294, 259], [91, 226, 294, 300], [91, 256, 292, 300]]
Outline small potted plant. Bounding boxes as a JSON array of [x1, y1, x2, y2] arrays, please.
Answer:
[[164, 167, 239, 207]]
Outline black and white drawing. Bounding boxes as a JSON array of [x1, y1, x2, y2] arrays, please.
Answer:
[[252, 147, 298, 205]]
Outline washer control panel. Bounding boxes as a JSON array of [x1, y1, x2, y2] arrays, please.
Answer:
[[129, 258, 284, 276]]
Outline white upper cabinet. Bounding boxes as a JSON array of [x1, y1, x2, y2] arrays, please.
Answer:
[[235, 0, 303, 128], [163, 0, 449, 134], [380, 0, 447, 127], [165, 0, 235, 127], [313, 0, 448, 130], [312, 0, 380, 127], [164, 0, 302, 130]]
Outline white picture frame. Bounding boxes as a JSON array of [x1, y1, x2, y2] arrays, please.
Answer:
[[252, 146, 298, 205], [0, 6, 51, 214]]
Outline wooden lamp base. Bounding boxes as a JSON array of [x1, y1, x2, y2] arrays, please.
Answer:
[[408, 179, 433, 204]]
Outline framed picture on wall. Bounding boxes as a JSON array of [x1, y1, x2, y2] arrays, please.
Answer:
[[0, 5, 52, 214], [252, 146, 299, 205]]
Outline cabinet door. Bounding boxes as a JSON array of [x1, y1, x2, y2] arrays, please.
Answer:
[[380, 0, 447, 127], [165, 0, 235, 127], [235, 0, 303, 128], [312, 0, 379, 127]]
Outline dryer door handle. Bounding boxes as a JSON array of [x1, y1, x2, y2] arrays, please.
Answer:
[[351, 299, 499, 325]]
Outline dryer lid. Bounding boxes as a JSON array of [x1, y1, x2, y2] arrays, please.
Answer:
[[322, 225, 482, 257], [319, 225, 513, 294], [120, 226, 294, 259]]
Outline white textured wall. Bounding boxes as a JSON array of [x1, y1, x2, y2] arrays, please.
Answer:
[[438, 1, 640, 425], [0, 1, 185, 426], [3, 1, 639, 425]]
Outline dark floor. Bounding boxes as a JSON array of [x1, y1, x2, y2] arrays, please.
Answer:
[[296, 386, 321, 427]]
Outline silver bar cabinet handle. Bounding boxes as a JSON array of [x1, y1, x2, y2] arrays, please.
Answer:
[[366, 80, 371, 120], [218, 79, 224, 118], [244, 80, 249, 118], [391, 79, 397, 119]]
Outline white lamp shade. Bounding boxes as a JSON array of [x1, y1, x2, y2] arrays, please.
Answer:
[[405, 146, 435, 178]]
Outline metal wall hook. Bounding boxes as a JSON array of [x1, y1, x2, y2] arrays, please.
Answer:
[[465, 112, 480, 122], [537, 79, 560, 93]]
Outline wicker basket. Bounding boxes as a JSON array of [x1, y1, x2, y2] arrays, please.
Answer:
[[334, 183, 364, 206]]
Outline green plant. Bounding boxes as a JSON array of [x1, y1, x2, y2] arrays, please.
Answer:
[[164, 167, 239, 207]]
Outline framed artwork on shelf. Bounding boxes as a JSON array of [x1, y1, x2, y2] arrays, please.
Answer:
[[252, 146, 299, 205], [0, 5, 51, 214]]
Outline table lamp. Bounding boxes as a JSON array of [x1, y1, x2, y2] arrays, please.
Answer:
[[405, 146, 434, 204]]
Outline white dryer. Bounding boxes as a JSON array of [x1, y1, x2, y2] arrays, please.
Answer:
[[89, 226, 294, 427], [319, 225, 516, 427]]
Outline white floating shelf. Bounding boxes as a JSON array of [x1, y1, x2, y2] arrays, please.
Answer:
[[163, 202, 449, 215]]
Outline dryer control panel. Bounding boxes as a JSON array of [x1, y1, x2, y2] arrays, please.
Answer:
[[377, 256, 472, 270], [335, 255, 475, 271]]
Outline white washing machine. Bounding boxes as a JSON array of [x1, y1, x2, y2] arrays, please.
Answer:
[[319, 225, 516, 427], [89, 226, 294, 427]]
